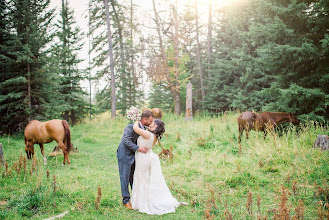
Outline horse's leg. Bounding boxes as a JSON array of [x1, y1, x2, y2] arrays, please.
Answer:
[[57, 141, 69, 166], [25, 140, 30, 159], [245, 121, 252, 140], [39, 143, 47, 165], [63, 140, 70, 166], [238, 126, 244, 143], [264, 121, 275, 139], [246, 129, 250, 139], [65, 151, 70, 166]]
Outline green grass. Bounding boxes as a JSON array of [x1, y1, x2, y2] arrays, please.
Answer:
[[0, 112, 329, 219]]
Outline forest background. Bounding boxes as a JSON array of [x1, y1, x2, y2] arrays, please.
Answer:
[[1, 0, 328, 133], [1, 0, 329, 219]]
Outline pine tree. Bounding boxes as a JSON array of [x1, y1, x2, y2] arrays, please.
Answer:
[[1, 0, 57, 133], [204, 0, 329, 121], [148, 83, 173, 112], [95, 85, 111, 114], [0, 0, 27, 133], [255, 0, 329, 121], [53, 0, 88, 124], [205, 0, 264, 111]]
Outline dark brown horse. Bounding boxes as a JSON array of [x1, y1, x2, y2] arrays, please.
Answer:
[[237, 111, 299, 143], [24, 119, 71, 165]]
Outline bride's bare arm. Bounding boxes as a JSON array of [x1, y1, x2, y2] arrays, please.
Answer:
[[133, 121, 151, 140]]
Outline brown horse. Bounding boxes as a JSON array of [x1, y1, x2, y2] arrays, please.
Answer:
[[237, 111, 299, 143], [24, 119, 71, 165], [143, 108, 162, 119]]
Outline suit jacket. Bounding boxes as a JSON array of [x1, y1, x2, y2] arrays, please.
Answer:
[[117, 124, 142, 164]]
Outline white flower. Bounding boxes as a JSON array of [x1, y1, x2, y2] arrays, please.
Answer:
[[126, 106, 142, 121]]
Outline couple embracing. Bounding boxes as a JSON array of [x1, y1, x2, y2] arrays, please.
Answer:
[[116, 110, 184, 215]]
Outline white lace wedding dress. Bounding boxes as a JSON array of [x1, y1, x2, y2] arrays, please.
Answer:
[[131, 133, 180, 215]]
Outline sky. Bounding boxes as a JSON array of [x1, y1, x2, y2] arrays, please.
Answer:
[[49, 0, 91, 93]]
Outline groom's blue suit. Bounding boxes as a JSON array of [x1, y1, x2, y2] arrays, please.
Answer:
[[117, 123, 143, 204]]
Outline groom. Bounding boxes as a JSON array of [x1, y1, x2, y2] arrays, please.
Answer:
[[117, 110, 154, 209]]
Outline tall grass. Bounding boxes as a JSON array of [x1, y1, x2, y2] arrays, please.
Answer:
[[0, 112, 328, 219]]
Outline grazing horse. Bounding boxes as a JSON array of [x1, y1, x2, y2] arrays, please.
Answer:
[[143, 108, 162, 119], [237, 111, 299, 143], [24, 119, 71, 165]]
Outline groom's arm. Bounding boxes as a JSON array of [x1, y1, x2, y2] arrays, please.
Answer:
[[122, 125, 139, 152]]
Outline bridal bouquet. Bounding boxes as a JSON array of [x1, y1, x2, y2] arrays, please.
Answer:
[[126, 106, 142, 122]]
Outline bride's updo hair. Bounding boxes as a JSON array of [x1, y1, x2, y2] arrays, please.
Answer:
[[152, 119, 165, 139]]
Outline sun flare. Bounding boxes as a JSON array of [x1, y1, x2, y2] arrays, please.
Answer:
[[185, 0, 232, 7], [180, 0, 246, 9]]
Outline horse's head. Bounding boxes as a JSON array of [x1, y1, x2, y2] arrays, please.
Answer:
[[24, 140, 34, 159], [25, 149, 33, 159], [289, 113, 300, 125]]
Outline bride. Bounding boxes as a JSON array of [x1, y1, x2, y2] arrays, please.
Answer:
[[131, 119, 181, 215]]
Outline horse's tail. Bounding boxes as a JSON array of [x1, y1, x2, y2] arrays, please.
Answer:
[[62, 120, 71, 153]]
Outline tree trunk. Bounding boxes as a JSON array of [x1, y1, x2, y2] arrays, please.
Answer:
[[104, 0, 116, 118], [27, 63, 31, 113], [172, 0, 181, 115], [173, 89, 181, 115], [88, 0, 92, 120], [130, 0, 137, 86], [172, 1, 180, 72], [0, 143, 5, 167], [185, 82, 192, 121], [195, 2, 205, 104], [152, 0, 181, 115], [111, 0, 127, 111], [207, 0, 212, 75], [130, 0, 135, 106]]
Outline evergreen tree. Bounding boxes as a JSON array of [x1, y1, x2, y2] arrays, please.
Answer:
[[95, 85, 111, 114], [205, 1, 260, 111], [255, 0, 329, 121], [0, 0, 27, 133], [0, 0, 57, 133], [204, 0, 329, 121], [148, 83, 173, 112], [53, 0, 88, 124]]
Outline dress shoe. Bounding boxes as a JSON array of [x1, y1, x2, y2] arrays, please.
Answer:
[[123, 202, 132, 209]]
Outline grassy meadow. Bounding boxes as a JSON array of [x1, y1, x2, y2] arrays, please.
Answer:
[[0, 111, 329, 219]]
